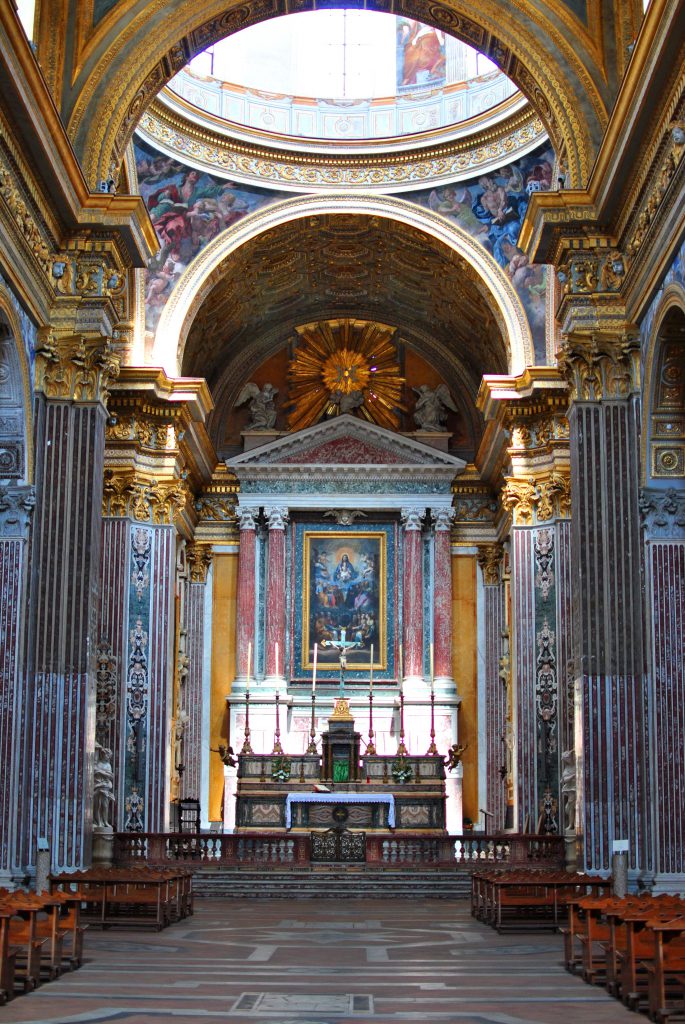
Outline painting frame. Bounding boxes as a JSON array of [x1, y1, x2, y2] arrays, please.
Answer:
[[302, 530, 387, 672]]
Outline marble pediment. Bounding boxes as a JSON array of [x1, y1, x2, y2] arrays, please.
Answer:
[[227, 416, 465, 507]]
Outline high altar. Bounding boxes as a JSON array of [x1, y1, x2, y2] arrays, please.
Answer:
[[222, 414, 464, 833]]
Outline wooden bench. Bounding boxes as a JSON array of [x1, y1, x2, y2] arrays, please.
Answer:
[[643, 917, 685, 1022], [50, 866, 192, 930]]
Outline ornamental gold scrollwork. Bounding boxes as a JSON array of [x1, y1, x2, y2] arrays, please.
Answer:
[[0, 166, 51, 273], [502, 471, 571, 525], [35, 333, 121, 404], [501, 477, 538, 525], [106, 413, 178, 450]]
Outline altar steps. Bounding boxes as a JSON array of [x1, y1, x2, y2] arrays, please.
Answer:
[[193, 867, 472, 899]]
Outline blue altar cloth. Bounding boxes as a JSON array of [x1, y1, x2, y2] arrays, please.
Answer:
[[285, 792, 395, 829]]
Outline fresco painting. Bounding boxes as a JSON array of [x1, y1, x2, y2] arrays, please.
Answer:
[[404, 145, 556, 362], [396, 19, 446, 90], [134, 138, 282, 331]]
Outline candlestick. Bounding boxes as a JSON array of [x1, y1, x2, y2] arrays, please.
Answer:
[[367, 644, 376, 755], [430, 641, 434, 691], [275, 641, 279, 679], [398, 643, 403, 692], [306, 642, 318, 754], [240, 687, 253, 754], [246, 640, 252, 686], [312, 642, 317, 694], [426, 684, 438, 755], [397, 687, 408, 756], [272, 691, 284, 754]]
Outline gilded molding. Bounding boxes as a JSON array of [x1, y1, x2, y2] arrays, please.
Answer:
[[35, 333, 120, 404], [477, 543, 504, 585], [102, 467, 189, 525], [558, 331, 641, 401], [137, 101, 547, 193], [186, 541, 214, 583]]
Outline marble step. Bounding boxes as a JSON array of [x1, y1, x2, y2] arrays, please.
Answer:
[[193, 869, 472, 899]]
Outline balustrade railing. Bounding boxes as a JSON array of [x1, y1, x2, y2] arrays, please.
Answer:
[[113, 831, 565, 869]]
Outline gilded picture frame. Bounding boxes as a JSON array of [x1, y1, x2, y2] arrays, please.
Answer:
[[302, 530, 386, 671]]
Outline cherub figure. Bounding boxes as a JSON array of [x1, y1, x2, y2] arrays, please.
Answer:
[[445, 743, 467, 771], [235, 382, 278, 429]]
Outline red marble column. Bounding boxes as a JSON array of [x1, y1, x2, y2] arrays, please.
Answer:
[[236, 506, 259, 679], [401, 507, 426, 679], [264, 506, 289, 679], [182, 544, 214, 803], [432, 507, 455, 680]]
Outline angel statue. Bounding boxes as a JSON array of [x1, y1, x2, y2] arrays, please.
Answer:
[[235, 382, 278, 429], [413, 383, 457, 431]]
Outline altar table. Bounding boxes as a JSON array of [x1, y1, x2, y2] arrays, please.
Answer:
[[285, 793, 396, 829]]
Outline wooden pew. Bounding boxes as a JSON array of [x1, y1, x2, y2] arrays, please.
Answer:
[[0, 908, 17, 1003], [643, 917, 685, 1022]]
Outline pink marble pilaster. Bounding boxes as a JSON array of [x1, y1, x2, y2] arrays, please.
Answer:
[[432, 507, 455, 679], [401, 507, 426, 679], [264, 506, 289, 678], [236, 507, 259, 678]]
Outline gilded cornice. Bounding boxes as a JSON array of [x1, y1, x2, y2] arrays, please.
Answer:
[[477, 368, 569, 421], [137, 98, 547, 193]]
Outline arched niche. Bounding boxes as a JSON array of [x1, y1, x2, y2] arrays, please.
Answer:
[[0, 288, 32, 486], [642, 285, 685, 489], [62, 0, 609, 190]]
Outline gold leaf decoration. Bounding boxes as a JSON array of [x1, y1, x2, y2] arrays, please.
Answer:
[[287, 319, 405, 431]]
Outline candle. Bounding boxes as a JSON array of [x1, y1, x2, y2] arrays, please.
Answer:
[[430, 641, 434, 692], [275, 641, 279, 679], [246, 641, 252, 688], [369, 644, 374, 692], [399, 644, 403, 692], [312, 642, 317, 694]]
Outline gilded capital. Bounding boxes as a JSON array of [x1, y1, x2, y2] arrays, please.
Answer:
[[35, 333, 120, 405], [558, 332, 640, 401], [102, 468, 189, 525], [477, 543, 504, 586], [186, 542, 214, 583], [501, 477, 538, 526]]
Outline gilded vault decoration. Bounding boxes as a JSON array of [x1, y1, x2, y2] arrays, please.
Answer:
[[287, 320, 405, 432]]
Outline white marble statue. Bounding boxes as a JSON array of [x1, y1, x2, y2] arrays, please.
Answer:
[[235, 382, 278, 429], [560, 748, 577, 832], [93, 742, 115, 829], [412, 383, 457, 431]]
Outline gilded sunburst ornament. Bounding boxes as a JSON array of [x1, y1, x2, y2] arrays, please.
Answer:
[[287, 319, 405, 431]]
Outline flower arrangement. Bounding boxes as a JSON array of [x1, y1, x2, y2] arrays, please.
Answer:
[[271, 756, 292, 782], [391, 757, 413, 783]]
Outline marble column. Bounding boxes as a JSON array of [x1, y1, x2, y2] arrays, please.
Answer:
[[0, 486, 34, 879], [182, 543, 214, 802], [22, 337, 118, 871], [401, 507, 426, 682], [432, 507, 455, 684], [264, 506, 289, 683], [562, 334, 648, 875], [640, 488, 685, 889], [235, 506, 259, 680], [476, 543, 507, 832]]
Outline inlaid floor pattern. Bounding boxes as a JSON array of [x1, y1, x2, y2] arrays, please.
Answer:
[[4, 897, 640, 1024]]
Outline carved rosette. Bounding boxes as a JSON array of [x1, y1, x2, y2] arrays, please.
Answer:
[[0, 484, 36, 538], [186, 542, 214, 584], [558, 333, 641, 402], [477, 543, 504, 586], [35, 333, 121, 405], [639, 487, 685, 540], [102, 469, 189, 525]]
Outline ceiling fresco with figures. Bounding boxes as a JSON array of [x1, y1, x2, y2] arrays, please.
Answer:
[[180, 212, 507, 387]]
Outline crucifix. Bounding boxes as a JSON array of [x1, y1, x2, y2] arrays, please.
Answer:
[[321, 627, 362, 698]]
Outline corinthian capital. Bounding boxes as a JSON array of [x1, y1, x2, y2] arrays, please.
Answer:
[[186, 542, 214, 583], [558, 332, 640, 401], [501, 478, 538, 526], [432, 506, 456, 531], [35, 333, 120, 405], [400, 507, 426, 531], [477, 544, 503, 586], [0, 484, 35, 538], [264, 506, 289, 530], [236, 506, 259, 531]]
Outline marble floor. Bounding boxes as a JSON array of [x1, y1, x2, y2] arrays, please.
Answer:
[[3, 897, 642, 1024]]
